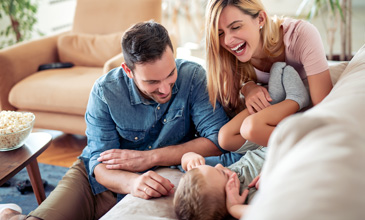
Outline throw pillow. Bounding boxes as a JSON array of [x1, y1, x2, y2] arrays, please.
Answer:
[[58, 32, 123, 67]]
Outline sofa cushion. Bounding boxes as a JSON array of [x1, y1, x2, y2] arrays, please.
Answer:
[[58, 32, 122, 67], [9, 67, 104, 116], [72, 0, 161, 34], [100, 168, 183, 220]]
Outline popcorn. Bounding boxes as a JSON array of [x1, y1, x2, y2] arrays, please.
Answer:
[[0, 111, 35, 149]]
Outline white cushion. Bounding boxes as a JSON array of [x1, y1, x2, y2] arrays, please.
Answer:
[[100, 168, 183, 220]]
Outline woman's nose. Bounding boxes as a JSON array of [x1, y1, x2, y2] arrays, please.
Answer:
[[224, 33, 233, 46]]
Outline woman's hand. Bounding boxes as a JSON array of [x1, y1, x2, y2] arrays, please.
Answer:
[[241, 82, 272, 114], [181, 152, 205, 171]]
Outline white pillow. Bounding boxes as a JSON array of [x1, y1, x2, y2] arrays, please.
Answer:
[[243, 115, 365, 220]]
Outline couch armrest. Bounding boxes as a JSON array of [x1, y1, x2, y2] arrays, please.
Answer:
[[103, 53, 124, 74], [0, 33, 65, 110]]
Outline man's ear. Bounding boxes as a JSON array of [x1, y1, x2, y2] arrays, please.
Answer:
[[121, 63, 133, 79]]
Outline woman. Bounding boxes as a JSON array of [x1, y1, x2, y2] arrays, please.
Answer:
[[205, 0, 333, 148]]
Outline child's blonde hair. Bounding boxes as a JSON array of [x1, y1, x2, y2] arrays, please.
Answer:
[[205, 0, 285, 114], [173, 168, 227, 220]]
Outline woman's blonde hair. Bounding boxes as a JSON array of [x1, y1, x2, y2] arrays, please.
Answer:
[[205, 0, 285, 113]]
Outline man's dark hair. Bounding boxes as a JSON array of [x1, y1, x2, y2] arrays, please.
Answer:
[[122, 20, 174, 71]]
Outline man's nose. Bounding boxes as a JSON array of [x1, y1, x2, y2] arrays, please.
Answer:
[[158, 80, 170, 94]]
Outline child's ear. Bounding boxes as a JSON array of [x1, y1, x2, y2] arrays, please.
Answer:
[[121, 63, 133, 79]]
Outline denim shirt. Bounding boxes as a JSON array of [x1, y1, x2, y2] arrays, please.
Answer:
[[79, 59, 229, 198]]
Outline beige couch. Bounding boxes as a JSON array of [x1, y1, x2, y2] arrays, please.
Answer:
[[100, 44, 365, 220], [0, 0, 162, 135]]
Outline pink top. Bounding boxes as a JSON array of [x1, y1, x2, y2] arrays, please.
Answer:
[[255, 18, 329, 84]]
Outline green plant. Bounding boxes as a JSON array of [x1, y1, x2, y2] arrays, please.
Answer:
[[0, 0, 40, 49], [296, 0, 352, 60]]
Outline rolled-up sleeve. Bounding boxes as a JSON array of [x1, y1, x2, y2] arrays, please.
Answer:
[[189, 65, 229, 151], [80, 81, 121, 194]]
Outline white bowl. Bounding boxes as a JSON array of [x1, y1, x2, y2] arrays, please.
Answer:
[[0, 112, 35, 151]]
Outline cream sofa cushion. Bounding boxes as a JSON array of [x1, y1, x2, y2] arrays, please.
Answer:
[[100, 168, 183, 220], [9, 67, 103, 116], [58, 32, 122, 67], [243, 44, 365, 220]]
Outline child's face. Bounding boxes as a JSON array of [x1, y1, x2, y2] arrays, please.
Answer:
[[196, 164, 236, 192]]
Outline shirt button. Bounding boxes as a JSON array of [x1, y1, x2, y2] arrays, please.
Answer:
[[157, 106, 160, 110], [163, 119, 167, 122], [134, 137, 138, 140], [148, 146, 152, 149]]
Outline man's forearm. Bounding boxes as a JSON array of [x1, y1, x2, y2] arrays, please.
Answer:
[[151, 137, 222, 167], [94, 163, 138, 194]]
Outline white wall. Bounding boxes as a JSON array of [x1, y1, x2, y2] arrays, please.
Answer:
[[0, 0, 76, 48], [262, 0, 365, 56], [33, 0, 76, 38]]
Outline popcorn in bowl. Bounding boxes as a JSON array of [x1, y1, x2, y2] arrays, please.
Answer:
[[0, 111, 35, 151]]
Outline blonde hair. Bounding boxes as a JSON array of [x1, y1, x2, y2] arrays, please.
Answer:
[[205, 0, 285, 113], [173, 169, 228, 220]]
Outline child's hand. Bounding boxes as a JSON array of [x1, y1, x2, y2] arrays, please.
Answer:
[[181, 152, 205, 171], [225, 172, 249, 219], [226, 173, 248, 208], [248, 174, 261, 189]]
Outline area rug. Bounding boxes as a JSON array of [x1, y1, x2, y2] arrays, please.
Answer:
[[0, 163, 68, 215]]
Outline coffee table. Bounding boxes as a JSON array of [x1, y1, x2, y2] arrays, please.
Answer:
[[0, 132, 52, 205]]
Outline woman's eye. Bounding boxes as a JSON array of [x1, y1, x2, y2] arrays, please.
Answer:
[[219, 32, 224, 37], [232, 26, 240, 30]]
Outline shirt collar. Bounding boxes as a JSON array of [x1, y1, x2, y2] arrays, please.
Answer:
[[127, 76, 179, 106]]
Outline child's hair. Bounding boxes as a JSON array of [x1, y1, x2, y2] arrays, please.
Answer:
[[173, 168, 228, 220]]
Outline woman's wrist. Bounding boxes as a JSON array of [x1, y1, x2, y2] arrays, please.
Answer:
[[241, 81, 256, 96]]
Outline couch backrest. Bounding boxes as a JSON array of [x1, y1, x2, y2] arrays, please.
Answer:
[[72, 0, 162, 34]]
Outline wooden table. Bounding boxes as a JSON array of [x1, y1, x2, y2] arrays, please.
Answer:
[[0, 132, 52, 205]]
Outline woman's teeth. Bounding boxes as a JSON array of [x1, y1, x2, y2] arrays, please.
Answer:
[[231, 43, 245, 53]]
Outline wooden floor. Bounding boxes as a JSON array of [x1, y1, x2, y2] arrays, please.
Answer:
[[34, 129, 86, 167]]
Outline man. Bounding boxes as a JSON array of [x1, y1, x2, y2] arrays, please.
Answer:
[[1, 21, 236, 220]]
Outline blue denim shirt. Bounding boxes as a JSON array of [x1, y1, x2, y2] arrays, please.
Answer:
[[79, 59, 229, 197]]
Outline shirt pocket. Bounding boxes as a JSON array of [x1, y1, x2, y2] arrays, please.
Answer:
[[162, 109, 183, 124], [116, 127, 146, 149], [160, 108, 186, 146]]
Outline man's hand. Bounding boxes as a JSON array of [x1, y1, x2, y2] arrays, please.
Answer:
[[241, 83, 272, 114], [225, 172, 249, 219], [97, 149, 154, 172], [181, 152, 205, 171], [131, 170, 174, 199]]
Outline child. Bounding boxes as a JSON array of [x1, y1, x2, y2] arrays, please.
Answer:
[[174, 148, 265, 220]]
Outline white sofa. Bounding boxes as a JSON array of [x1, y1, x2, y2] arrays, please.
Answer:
[[100, 44, 365, 220]]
